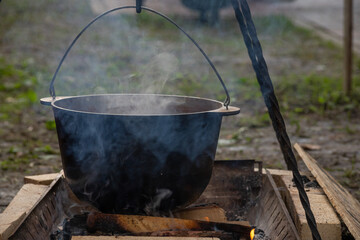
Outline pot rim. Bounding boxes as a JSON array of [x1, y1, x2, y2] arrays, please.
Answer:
[[48, 93, 240, 117]]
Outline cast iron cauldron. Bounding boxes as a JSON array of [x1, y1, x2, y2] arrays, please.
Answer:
[[41, 6, 240, 214]]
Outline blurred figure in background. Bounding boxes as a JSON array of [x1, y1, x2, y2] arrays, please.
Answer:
[[181, 0, 231, 25]]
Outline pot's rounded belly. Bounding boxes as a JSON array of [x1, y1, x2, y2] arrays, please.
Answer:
[[65, 149, 214, 214], [54, 109, 222, 214]]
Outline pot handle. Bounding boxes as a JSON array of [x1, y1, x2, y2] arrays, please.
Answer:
[[211, 106, 240, 116], [49, 6, 232, 109], [40, 96, 72, 106]]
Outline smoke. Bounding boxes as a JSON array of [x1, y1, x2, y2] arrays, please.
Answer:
[[50, 178, 99, 236], [144, 188, 173, 215]]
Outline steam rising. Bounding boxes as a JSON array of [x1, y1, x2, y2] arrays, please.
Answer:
[[141, 52, 179, 94], [54, 9, 217, 100]]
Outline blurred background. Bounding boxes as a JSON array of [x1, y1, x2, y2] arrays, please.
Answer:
[[0, 0, 359, 211]]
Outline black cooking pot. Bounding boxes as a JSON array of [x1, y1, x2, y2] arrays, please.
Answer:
[[41, 6, 240, 214]]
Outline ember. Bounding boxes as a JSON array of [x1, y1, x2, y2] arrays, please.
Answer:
[[250, 229, 255, 240]]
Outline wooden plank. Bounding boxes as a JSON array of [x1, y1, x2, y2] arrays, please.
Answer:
[[10, 176, 98, 240], [0, 172, 63, 240], [0, 213, 26, 240], [298, 143, 321, 151], [294, 143, 360, 239], [24, 173, 60, 185], [0, 184, 48, 240], [72, 237, 220, 240], [257, 168, 294, 176], [265, 171, 301, 240], [274, 174, 341, 240], [247, 172, 301, 240]]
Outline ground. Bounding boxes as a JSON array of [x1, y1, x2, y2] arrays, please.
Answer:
[[0, 0, 359, 213]]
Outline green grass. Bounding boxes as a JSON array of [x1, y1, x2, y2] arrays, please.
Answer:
[[341, 158, 360, 189], [279, 74, 360, 115], [0, 158, 30, 171], [45, 120, 57, 130], [1, 1, 359, 119], [0, 58, 39, 120], [237, 113, 271, 128]]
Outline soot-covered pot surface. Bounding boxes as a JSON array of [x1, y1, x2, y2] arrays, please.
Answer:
[[48, 94, 239, 214]]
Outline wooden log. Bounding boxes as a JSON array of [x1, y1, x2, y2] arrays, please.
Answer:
[[144, 230, 229, 238], [173, 205, 227, 222], [86, 212, 252, 240], [72, 236, 220, 240], [294, 143, 360, 239]]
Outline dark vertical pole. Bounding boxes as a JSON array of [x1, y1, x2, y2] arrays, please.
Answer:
[[136, 0, 142, 13], [344, 0, 353, 96], [230, 0, 322, 239]]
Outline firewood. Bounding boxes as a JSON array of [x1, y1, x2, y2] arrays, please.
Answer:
[[173, 204, 227, 222], [86, 212, 252, 240], [71, 236, 221, 240]]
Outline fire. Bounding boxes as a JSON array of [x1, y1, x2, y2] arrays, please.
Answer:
[[250, 228, 255, 240], [203, 216, 210, 222]]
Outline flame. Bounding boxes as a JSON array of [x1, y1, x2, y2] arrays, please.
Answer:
[[250, 228, 255, 240], [203, 216, 210, 222]]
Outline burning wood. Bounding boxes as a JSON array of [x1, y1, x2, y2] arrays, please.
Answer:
[[173, 204, 227, 222], [71, 236, 221, 240], [86, 212, 253, 239]]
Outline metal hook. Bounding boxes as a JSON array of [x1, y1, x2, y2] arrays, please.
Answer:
[[136, 0, 142, 13]]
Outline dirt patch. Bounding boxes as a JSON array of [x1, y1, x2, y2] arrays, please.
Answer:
[[216, 112, 360, 200]]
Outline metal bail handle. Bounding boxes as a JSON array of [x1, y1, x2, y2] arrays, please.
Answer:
[[49, 6, 231, 108]]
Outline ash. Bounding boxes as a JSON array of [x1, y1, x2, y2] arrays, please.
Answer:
[[50, 214, 88, 240], [254, 228, 271, 240]]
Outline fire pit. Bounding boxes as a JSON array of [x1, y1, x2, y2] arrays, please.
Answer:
[[1, 160, 307, 240]]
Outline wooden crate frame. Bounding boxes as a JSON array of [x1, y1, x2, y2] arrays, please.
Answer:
[[2, 160, 334, 240]]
